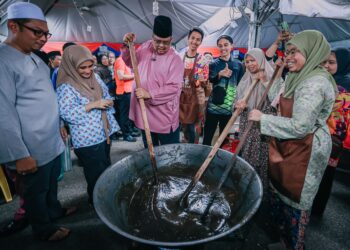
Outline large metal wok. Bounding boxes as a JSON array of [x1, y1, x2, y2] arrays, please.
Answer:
[[93, 144, 262, 247]]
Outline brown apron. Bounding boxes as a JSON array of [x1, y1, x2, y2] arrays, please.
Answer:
[[179, 54, 199, 124], [269, 95, 314, 203]]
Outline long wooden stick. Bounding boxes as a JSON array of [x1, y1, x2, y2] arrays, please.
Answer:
[[179, 79, 260, 206], [128, 42, 158, 185], [201, 65, 281, 220]]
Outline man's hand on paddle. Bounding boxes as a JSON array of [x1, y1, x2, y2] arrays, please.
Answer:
[[135, 88, 151, 99]]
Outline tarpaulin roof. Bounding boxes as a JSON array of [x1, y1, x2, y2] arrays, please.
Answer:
[[0, 0, 349, 49]]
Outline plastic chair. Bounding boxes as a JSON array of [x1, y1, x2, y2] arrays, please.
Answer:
[[0, 166, 13, 203]]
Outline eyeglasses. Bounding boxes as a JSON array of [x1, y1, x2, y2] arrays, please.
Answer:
[[285, 48, 301, 57], [19, 23, 52, 39], [152, 37, 172, 46]]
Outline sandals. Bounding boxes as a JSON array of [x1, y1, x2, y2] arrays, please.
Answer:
[[39, 227, 70, 241], [47, 227, 70, 241], [62, 206, 78, 217], [50, 206, 78, 222], [37, 207, 77, 241]]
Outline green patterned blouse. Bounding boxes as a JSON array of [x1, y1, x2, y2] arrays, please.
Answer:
[[260, 75, 335, 210]]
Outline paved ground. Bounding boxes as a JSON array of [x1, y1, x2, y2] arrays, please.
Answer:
[[0, 137, 349, 250]]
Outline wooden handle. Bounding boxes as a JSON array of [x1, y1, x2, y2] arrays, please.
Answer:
[[200, 64, 282, 219], [179, 79, 260, 205], [193, 79, 259, 182], [128, 42, 158, 184], [221, 64, 282, 185]]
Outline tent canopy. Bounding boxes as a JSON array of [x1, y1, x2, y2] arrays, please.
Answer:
[[1, 0, 349, 49]]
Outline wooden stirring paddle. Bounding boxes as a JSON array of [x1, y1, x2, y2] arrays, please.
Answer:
[[200, 65, 281, 220], [128, 42, 158, 185], [179, 78, 260, 207]]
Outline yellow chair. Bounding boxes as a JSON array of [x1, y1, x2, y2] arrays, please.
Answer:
[[0, 165, 13, 203]]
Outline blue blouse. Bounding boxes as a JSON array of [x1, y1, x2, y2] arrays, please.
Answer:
[[57, 76, 120, 149]]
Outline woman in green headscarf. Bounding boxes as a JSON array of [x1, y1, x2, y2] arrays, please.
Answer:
[[248, 30, 336, 249]]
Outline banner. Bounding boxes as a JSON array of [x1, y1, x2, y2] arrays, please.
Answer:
[[279, 0, 350, 20]]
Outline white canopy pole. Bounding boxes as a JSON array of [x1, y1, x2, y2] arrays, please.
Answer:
[[248, 0, 261, 49]]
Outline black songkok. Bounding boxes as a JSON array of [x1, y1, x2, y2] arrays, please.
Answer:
[[153, 15, 172, 38]]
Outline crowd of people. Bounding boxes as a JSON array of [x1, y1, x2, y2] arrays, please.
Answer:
[[0, 2, 349, 249]]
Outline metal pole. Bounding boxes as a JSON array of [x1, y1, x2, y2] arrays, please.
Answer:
[[248, 0, 260, 49], [255, 23, 262, 48]]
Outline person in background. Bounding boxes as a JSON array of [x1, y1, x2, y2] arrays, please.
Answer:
[[94, 54, 114, 90], [312, 47, 350, 217], [92, 55, 97, 69], [57, 45, 120, 205], [33, 49, 50, 66], [106, 51, 117, 98], [265, 31, 293, 61], [47, 50, 61, 78], [122, 15, 183, 147], [204, 51, 213, 63], [265, 31, 292, 79], [202, 51, 214, 135], [114, 54, 139, 142], [331, 48, 350, 151], [203, 35, 244, 146], [0, 2, 75, 241], [235, 48, 279, 194], [332, 47, 350, 91], [179, 27, 209, 144], [249, 30, 336, 250], [108, 51, 116, 69], [51, 42, 76, 90]]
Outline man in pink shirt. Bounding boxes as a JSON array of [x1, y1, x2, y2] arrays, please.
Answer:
[[122, 15, 184, 147]]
